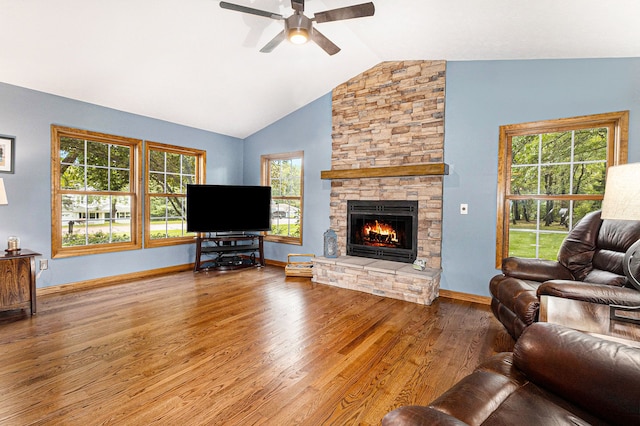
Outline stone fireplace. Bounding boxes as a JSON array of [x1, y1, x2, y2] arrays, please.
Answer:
[[312, 60, 446, 305]]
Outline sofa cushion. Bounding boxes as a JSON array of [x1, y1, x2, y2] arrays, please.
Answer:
[[514, 323, 640, 425], [489, 276, 541, 324], [557, 210, 601, 281], [501, 257, 573, 282], [537, 280, 640, 305]]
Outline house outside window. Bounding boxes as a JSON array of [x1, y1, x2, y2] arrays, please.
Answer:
[[496, 111, 628, 267], [145, 142, 206, 248], [261, 151, 304, 245], [52, 125, 142, 258]]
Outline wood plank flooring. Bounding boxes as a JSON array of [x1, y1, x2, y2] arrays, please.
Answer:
[[0, 266, 513, 425]]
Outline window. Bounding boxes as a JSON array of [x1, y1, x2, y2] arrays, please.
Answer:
[[52, 126, 142, 258], [145, 142, 206, 248], [261, 151, 304, 244], [496, 111, 628, 267]]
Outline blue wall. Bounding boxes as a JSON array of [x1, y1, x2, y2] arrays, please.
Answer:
[[441, 58, 640, 296], [2, 57, 639, 296], [0, 82, 242, 288], [243, 93, 332, 261]]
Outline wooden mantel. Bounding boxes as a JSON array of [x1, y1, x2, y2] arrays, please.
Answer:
[[321, 163, 449, 180]]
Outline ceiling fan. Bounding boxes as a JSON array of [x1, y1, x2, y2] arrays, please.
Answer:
[[220, 0, 375, 55]]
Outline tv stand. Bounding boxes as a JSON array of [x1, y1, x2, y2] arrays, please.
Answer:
[[194, 234, 264, 272]]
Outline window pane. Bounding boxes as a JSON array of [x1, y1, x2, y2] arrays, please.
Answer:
[[166, 153, 181, 174], [61, 164, 85, 190], [60, 137, 85, 165], [166, 197, 182, 219], [572, 162, 606, 195], [110, 168, 130, 192], [509, 199, 539, 231], [149, 196, 187, 239], [87, 167, 108, 191], [271, 177, 282, 196], [572, 200, 603, 226], [182, 155, 195, 175], [166, 174, 182, 194], [512, 135, 539, 165], [508, 229, 537, 258], [539, 164, 571, 195], [150, 196, 167, 219], [270, 199, 301, 238], [149, 172, 165, 193], [510, 166, 539, 195], [541, 132, 572, 164], [110, 145, 130, 168], [149, 150, 165, 172], [86, 141, 108, 167], [574, 128, 607, 161], [539, 200, 571, 231]]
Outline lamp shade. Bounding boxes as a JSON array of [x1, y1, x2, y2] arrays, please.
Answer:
[[601, 163, 640, 221], [0, 178, 7, 205]]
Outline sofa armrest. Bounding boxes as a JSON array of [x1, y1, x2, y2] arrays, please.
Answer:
[[501, 257, 574, 282], [537, 280, 640, 305], [382, 405, 469, 426], [513, 323, 640, 425]]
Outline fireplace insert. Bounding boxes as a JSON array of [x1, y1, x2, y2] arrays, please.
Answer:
[[347, 200, 418, 263]]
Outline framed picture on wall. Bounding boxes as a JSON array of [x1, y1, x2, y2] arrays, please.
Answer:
[[0, 135, 15, 174]]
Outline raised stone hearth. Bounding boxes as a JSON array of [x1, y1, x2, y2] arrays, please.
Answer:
[[313, 60, 446, 305], [314, 256, 441, 305]]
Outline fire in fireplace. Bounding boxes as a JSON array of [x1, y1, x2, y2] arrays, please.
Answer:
[[347, 200, 418, 263]]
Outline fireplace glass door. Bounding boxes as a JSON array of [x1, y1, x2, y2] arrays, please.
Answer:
[[347, 200, 418, 263]]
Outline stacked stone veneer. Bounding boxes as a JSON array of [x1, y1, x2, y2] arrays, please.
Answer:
[[313, 60, 446, 305]]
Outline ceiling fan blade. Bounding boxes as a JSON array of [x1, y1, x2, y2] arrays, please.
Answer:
[[314, 2, 374, 23], [260, 30, 286, 53], [310, 28, 340, 56], [220, 1, 283, 20], [291, 0, 304, 13]]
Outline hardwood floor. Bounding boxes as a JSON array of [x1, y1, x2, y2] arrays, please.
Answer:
[[0, 266, 513, 425]]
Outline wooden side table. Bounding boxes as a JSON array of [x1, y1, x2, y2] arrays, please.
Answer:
[[539, 295, 640, 347], [0, 249, 40, 315]]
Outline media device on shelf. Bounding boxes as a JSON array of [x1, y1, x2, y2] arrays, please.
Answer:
[[186, 184, 272, 234]]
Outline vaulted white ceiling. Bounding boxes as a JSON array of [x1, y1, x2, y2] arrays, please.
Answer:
[[1, 0, 639, 138]]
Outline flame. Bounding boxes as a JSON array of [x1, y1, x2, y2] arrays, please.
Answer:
[[363, 220, 398, 243]]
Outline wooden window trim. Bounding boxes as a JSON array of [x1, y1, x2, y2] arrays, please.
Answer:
[[496, 111, 629, 267], [261, 151, 304, 245], [51, 125, 143, 258], [144, 141, 206, 248]]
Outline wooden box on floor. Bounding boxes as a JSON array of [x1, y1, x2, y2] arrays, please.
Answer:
[[285, 254, 315, 277]]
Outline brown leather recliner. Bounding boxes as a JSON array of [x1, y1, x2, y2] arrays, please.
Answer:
[[382, 322, 640, 426], [490, 210, 640, 340]]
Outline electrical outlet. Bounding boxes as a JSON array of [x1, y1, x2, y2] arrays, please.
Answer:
[[460, 203, 469, 215], [40, 259, 48, 270]]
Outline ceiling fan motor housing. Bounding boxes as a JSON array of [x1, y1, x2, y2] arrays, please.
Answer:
[[286, 13, 312, 44]]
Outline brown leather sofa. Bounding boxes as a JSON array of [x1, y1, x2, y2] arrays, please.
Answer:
[[382, 322, 640, 426], [490, 210, 640, 340]]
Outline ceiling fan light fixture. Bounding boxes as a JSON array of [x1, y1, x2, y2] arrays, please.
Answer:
[[285, 13, 312, 45], [288, 28, 309, 44]]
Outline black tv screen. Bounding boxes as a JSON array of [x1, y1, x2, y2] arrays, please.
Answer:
[[186, 184, 271, 233]]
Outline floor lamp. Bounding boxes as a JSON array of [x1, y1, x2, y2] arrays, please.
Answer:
[[601, 163, 640, 291]]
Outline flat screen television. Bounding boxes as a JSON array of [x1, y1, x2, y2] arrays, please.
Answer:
[[186, 184, 271, 233]]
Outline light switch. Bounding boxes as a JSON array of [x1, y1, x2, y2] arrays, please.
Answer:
[[460, 204, 468, 215]]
